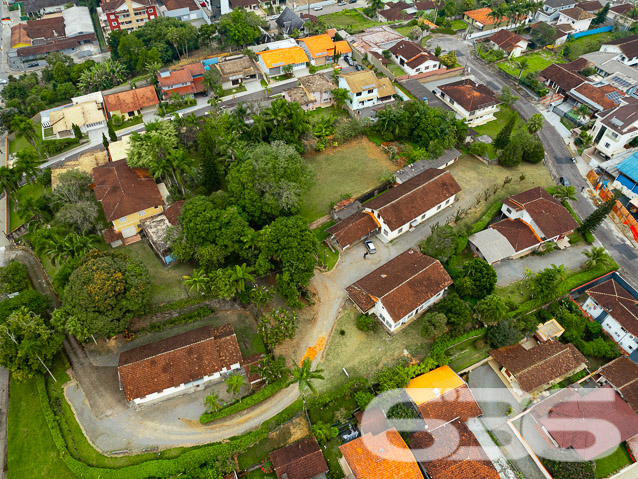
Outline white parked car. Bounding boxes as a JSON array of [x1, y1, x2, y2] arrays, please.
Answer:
[[0, 79, 8, 84], [313, 5, 323, 10]]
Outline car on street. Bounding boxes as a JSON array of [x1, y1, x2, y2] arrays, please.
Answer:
[[355, 64, 363, 71], [313, 5, 323, 10], [559, 176, 571, 187], [344, 56, 354, 66], [349, 0, 357, 3], [364, 240, 376, 254], [338, 1, 346, 5], [0, 79, 7, 84], [27, 62, 38, 67]]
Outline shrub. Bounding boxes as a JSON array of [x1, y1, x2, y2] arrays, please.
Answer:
[[469, 141, 489, 157], [354, 390, 375, 409], [487, 319, 521, 348], [111, 114, 124, 127], [41, 138, 80, 156], [471, 201, 503, 234], [356, 314, 376, 331], [200, 380, 287, 423], [0, 260, 31, 295]]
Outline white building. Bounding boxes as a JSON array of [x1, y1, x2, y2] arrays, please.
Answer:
[[487, 29, 528, 58], [591, 99, 638, 160], [433, 78, 501, 127], [346, 248, 452, 332], [600, 35, 638, 67], [582, 278, 638, 354], [556, 7, 594, 33], [160, 0, 208, 23], [338, 70, 397, 111], [388, 40, 440, 76], [535, 0, 577, 23]]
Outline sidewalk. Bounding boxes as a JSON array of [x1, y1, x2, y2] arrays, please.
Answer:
[[467, 417, 518, 479], [541, 110, 571, 140]]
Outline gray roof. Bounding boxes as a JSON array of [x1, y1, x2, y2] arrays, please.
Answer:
[[22, 0, 73, 14], [544, 0, 577, 8], [395, 148, 461, 183], [582, 51, 638, 87], [276, 7, 305, 35], [469, 229, 515, 264]]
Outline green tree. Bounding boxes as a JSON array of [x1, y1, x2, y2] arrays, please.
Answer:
[[475, 294, 507, 325], [332, 88, 351, 110], [498, 140, 524, 166], [437, 293, 472, 332], [532, 267, 559, 300], [0, 308, 64, 382], [356, 314, 376, 331], [312, 422, 339, 446], [14, 149, 42, 183], [11, 115, 42, 157], [254, 355, 290, 385], [258, 308, 298, 350], [526, 113, 544, 134], [204, 392, 222, 412], [219, 9, 264, 48], [493, 114, 516, 149], [182, 269, 209, 293], [225, 373, 246, 398], [592, 2, 609, 25], [521, 136, 545, 164], [553, 185, 576, 201], [291, 357, 324, 407], [203, 68, 223, 98], [367, 0, 385, 13], [487, 319, 520, 348], [498, 86, 518, 108], [127, 120, 179, 168], [578, 193, 618, 234], [516, 57, 529, 82], [420, 311, 448, 339], [37, 232, 98, 265], [582, 246, 611, 269], [51, 250, 151, 341], [419, 224, 457, 263], [0, 166, 20, 197], [439, 51, 457, 68], [532, 22, 556, 47], [0, 261, 31, 295], [461, 258, 497, 299], [102, 132, 110, 150], [108, 121, 117, 142]]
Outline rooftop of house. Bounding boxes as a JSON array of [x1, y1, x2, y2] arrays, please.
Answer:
[[406, 365, 465, 405], [141, 214, 172, 255], [438, 79, 501, 113], [354, 407, 388, 436], [118, 324, 242, 401], [617, 151, 638, 181], [503, 186, 579, 239], [257, 46, 309, 69], [464, 7, 510, 25], [92, 159, 164, 222], [489, 218, 542, 253], [163, 199, 185, 225], [51, 149, 109, 190], [229, 0, 259, 7], [586, 279, 638, 336], [410, 418, 500, 479], [490, 340, 587, 393], [340, 70, 381, 93], [544, 0, 577, 8], [394, 149, 461, 183], [610, 3, 638, 18], [468, 228, 517, 264], [365, 168, 461, 232], [597, 98, 638, 135], [536, 319, 565, 341], [581, 52, 638, 86], [108, 134, 131, 163], [16, 32, 96, 57], [571, 83, 624, 111], [299, 73, 335, 92], [100, 0, 155, 12], [276, 6, 305, 34], [157, 62, 205, 88], [103, 85, 159, 115], [540, 62, 588, 91], [346, 248, 452, 322], [268, 436, 328, 479], [25, 15, 65, 39], [604, 34, 638, 59], [349, 25, 405, 54], [215, 55, 260, 80], [283, 85, 313, 105], [559, 6, 595, 20], [415, 0, 436, 10], [599, 356, 638, 413], [49, 101, 105, 134], [488, 28, 526, 52], [10, 23, 31, 47], [22, 0, 75, 14], [326, 211, 379, 249], [339, 428, 424, 479], [534, 385, 638, 460], [577, 0, 603, 12], [163, 0, 199, 11], [297, 33, 347, 58], [389, 40, 440, 68], [379, 4, 414, 21]]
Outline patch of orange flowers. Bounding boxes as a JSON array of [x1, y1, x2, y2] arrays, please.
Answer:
[[300, 336, 326, 365]]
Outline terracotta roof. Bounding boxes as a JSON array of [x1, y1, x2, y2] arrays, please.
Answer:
[[92, 159, 164, 222], [541, 63, 588, 91], [599, 357, 638, 413], [379, 5, 414, 21], [365, 169, 461, 232], [354, 407, 388, 436], [101, 0, 154, 12], [26, 16, 65, 39], [503, 186, 579, 239], [163, 0, 198, 10], [300, 12, 318, 23], [410, 418, 499, 479], [537, 385, 638, 460], [269, 436, 328, 479], [10, 24, 30, 47], [346, 248, 452, 322], [491, 341, 587, 393], [572, 83, 624, 110], [488, 29, 526, 52], [102, 226, 123, 244], [464, 7, 508, 26], [587, 279, 638, 336], [164, 200, 185, 225], [439, 79, 500, 113], [416, 384, 482, 428], [339, 428, 424, 479], [604, 34, 638, 59], [326, 211, 379, 249], [389, 40, 440, 68], [559, 6, 595, 20], [241, 353, 263, 384], [415, 0, 436, 10], [489, 218, 541, 253], [577, 0, 603, 12], [298, 33, 337, 59], [16, 33, 96, 57], [104, 86, 159, 116], [257, 47, 309, 69], [118, 325, 242, 401], [157, 62, 205, 88]]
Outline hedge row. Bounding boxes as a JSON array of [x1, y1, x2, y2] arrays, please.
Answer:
[[142, 306, 215, 335], [562, 200, 594, 243], [35, 373, 303, 478], [470, 201, 503, 234], [149, 295, 214, 314], [200, 380, 287, 424]]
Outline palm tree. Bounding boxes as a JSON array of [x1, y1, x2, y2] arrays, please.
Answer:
[[182, 269, 209, 293], [166, 28, 183, 60], [291, 357, 324, 409], [11, 115, 42, 157], [14, 150, 41, 183], [38, 233, 97, 265], [526, 113, 544, 134], [230, 263, 255, 295], [583, 247, 611, 269], [553, 185, 577, 202], [551, 263, 567, 281], [225, 373, 246, 399], [204, 392, 222, 412], [251, 114, 269, 141], [15, 196, 44, 224], [516, 58, 529, 82], [0, 166, 20, 198], [331, 88, 351, 111], [145, 60, 162, 84], [367, 0, 384, 13], [168, 149, 195, 196]]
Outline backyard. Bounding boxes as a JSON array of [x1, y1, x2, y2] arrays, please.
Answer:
[[472, 107, 524, 159], [321, 9, 384, 32], [299, 137, 398, 223], [594, 444, 633, 478], [446, 332, 490, 372], [499, 51, 564, 79], [9, 182, 49, 231]]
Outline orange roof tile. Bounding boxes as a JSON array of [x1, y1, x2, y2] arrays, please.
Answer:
[[464, 7, 525, 25], [334, 40, 352, 55], [298, 33, 336, 58], [104, 85, 159, 116], [339, 428, 424, 479], [258, 46, 309, 69]]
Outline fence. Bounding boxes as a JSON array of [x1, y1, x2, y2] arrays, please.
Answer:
[[366, 53, 396, 81], [569, 25, 614, 40]]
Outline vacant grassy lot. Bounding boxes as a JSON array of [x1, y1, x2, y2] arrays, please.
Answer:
[[322, 9, 384, 32], [394, 25, 413, 37], [122, 240, 193, 305], [447, 332, 490, 372], [450, 20, 468, 30], [594, 444, 633, 478], [499, 51, 563, 78], [319, 305, 428, 392], [9, 182, 49, 231], [300, 137, 398, 223], [472, 108, 524, 159], [560, 32, 615, 61]]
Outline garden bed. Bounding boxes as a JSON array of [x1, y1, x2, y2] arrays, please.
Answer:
[[113, 115, 143, 131]]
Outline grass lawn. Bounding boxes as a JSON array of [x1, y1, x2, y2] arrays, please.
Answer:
[[245, 470, 276, 479], [450, 20, 468, 30], [499, 51, 563, 79], [308, 105, 349, 121], [319, 305, 429, 392], [113, 115, 143, 131], [221, 84, 248, 97], [9, 182, 49, 231], [394, 25, 413, 37], [8, 135, 31, 155], [323, 438, 345, 478], [560, 32, 615, 61], [43, 127, 54, 138], [446, 332, 490, 372], [387, 63, 406, 77], [299, 137, 398, 223], [121, 241, 193, 305], [594, 444, 633, 478], [314, 222, 339, 271], [322, 9, 384, 32], [472, 107, 524, 159], [7, 375, 74, 479]]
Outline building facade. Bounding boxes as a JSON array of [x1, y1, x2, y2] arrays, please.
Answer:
[[98, 0, 159, 34]]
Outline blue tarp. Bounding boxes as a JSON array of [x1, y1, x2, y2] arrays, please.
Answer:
[[569, 25, 614, 40], [617, 152, 638, 183]]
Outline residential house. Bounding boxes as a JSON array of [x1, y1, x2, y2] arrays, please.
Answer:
[[141, 200, 185, 264], [339, 428, 424, 479], [257, 46, 309, 76], [406, 366, 482, 428], [349, 25, 405, 56], [297, 33, 351, 66], [615, 153, 638, 198], [568, 82, 625, 114], [581, 52, 638, 90], [48, 100, 107, 138], [414, 0, 436, 14], [215, 55, 262, 89], [556, 7, 594, 33], [609, 3, 638, 24], [268, 436, 329, 479], [590, 97, 638, 160], [433, 79, 501, 126], [157, 62, 205, 100], [229, 0, 260, 11], [325, 210, 379, 251], [464, 7, 526, 31], [529, 20, 571, 46], [527, 385, 638, 460], [92, 159, 165, 245], [108, 134, 132, 162], [490, 341, 587, 396], [160, 0, 207, 22], [577, 0, 603, 13], [469, 218, 543, 264], [338, 70, 397, 111], [581, 277, 638, 355], [377, 1, 416, 23], [540, 60, 588, 95], [21, 0, 75, 17], [410, 418, 500, 479], [118, 324, 243, 405], [598, 356, 638, 412], [98, 0, 160, 35], [600, 34, 638, 67], [354, 407, 388, 436], [388, 40, 440, 76], [487, 29, 528, 58], [275, 7, 305, 36], [51, 150, 109, 189], [534, 0, 577, 23], [346, 248, 453, 332], [394, 148, 461, 183], [283, 74, 336, 111], [103, 85, 159, 119]]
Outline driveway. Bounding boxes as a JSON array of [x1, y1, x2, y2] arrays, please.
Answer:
[[494, 244, 590, 286]]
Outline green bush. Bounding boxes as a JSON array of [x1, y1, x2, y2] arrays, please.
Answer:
[[354, 390, 375, 409], [356, 314, 375, 331], [471, 201, 503, 234], [143, 306, 215, 334], [41, 138, 80, 156], [111, 115, 124, 127], [0, 260, 31, 295], [0, 289, 51, 322]]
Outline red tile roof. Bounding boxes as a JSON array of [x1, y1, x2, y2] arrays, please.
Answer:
[[26, 16, 65, 39], [416, 384, 482, 428], [346, 248, 452, 322], [92, 159, 164, 222], [540, 63, 587, 91], [586, 279, 638, 336], [158, 62, 205, 97], [491, 341, 587, 393], [439, 79, 500, 113], [118, 324, 242, 401], [365, 168, 461, 232], [489, 218, 541, 253], [102, 226, 123, 244], [164, 199, 185, 225], [599, 357, 638, 413], [572, 83, 624, 110], [326, 211, 379, 249], [389, 40, 440, 69], [269, 436, 328, 479], [410, 418, 499, 479], [104, 85, 159, 116], [163, 0, 199, 11], [379, 5, 415, 21], [487, 29, 526, 52], [559, 6, 595, 20]]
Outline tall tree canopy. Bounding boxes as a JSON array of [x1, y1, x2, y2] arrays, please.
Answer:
[[218, 9, 265, 48], [127, 120, 179, 168]]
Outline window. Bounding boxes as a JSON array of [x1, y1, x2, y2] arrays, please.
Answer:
[[610, 132, 619, 139], [368, 89, 373, 94], [506, 207, 511, 213], [383, 229, 389, 235], [356, 92, 362, 97], [445, 198, 451, 204], [605, 142, 611, 148], [421, 214, 425, 219], [119, 216, 127, 222], [437, 204, 441, 210], [398, 227, 403, 233], [138, 211, 146, 216]]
